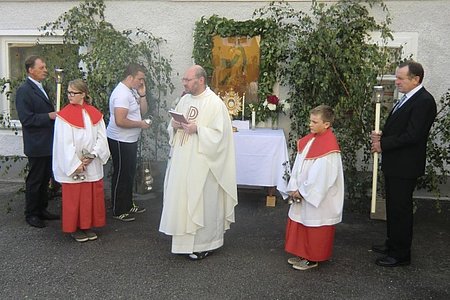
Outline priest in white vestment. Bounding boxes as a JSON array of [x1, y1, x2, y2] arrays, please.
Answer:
[[159, 65, 238, 260]]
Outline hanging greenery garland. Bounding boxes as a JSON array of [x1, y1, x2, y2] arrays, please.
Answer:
[[193, 15, 286, 123]]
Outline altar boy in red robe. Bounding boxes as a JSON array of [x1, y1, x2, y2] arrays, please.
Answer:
[[53, 79, 110, 242], [285, 105, 344, 270]]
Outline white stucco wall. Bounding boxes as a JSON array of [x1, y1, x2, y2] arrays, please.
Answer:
[[1, 0, 449, 158], [371, 1, 450, 100]]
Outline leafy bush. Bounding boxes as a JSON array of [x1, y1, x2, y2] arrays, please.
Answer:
[[40, 0, 174, 161], [256, 0, 393, 205]]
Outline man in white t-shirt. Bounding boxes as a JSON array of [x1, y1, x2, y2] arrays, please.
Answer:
[[107, 63, 151, 222]]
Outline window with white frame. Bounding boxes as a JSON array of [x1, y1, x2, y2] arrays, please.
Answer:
[[0, 31, 67, 127], [370, 32, 418, 104]]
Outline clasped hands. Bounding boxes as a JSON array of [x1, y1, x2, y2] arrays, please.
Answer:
[[172, 119, 197, 135], [74, 156, 94, 174], [288, 190, 303, 204], [371, 130, 382, 153]]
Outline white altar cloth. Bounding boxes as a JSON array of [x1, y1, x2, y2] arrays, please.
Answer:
[[233, 128, 290, 197]]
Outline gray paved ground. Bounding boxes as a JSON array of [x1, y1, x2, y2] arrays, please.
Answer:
[[0, 180, 449, 299]]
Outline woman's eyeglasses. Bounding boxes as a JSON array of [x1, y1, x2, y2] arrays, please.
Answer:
[[67, 91, 83, 97]]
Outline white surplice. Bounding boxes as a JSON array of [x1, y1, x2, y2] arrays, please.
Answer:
[[159, 88, 238, 253], [287, 138, 344, 227], [53, 109, 110, 183]]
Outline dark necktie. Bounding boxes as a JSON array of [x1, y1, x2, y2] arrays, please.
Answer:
[[37, 83, 48, 99], [392, 94, 407, 113]]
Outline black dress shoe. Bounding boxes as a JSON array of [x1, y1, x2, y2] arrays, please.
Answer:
[[40, 210, 60, 220], [26, 216, 46, 228], [188, 251, 212, 260], [371, 244, 388, 255], [375, 256, 410, 267]]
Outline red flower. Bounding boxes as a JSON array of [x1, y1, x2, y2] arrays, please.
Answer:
[[267, 95, 279, 105]]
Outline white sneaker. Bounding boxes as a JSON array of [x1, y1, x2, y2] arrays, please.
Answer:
[[83, 229, 98, 241], [71, 230, 88, 242], [292, 260, 318, 270], [288, 257, 306, 265], [113, 213, 135, 222], [129, 204, 146, 214]]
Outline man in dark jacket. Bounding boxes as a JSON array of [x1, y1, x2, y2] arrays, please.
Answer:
[[371, 61, 437, 267], [16, 55, 60, 228]]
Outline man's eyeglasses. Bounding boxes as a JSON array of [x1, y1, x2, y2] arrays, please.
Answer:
[[67, 91, 83, 97], [182, 77, 197, 83]]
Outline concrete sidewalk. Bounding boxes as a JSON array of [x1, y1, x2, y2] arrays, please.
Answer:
[[0, 181, 449, 299]]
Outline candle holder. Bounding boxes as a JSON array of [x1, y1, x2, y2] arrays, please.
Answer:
[[55, 68, 64, 111], [373, 85, 384, 104], [55, 68, 64, 82]]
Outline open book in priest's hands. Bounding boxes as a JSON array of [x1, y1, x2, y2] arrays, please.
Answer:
[[169, 109, 188, 124]]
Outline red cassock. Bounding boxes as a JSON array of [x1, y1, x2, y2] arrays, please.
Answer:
[[62, 180, 106, 232], [285, 219, 335, 261], [284, 128, 342, 261]]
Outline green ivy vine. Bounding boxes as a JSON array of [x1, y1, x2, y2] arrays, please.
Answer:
[[1, 0, 176, 198], [39, 0, 175, 161], [256, 0, 394, 206]]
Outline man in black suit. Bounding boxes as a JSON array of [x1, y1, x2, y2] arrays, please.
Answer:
[[371, 61, 437, 267], [16, 55, 60, 228]]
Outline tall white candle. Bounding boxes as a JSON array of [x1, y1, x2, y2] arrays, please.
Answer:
[[371, 86, 383, 214], [371, 102, 381, 213], [251, 110, 256, 130], [56, 83, 61, 111], [241, 93, 245, 121], [55, 68, 64, 112]]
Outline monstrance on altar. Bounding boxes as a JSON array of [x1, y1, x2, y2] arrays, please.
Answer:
[[220, 88, 243, 132]]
